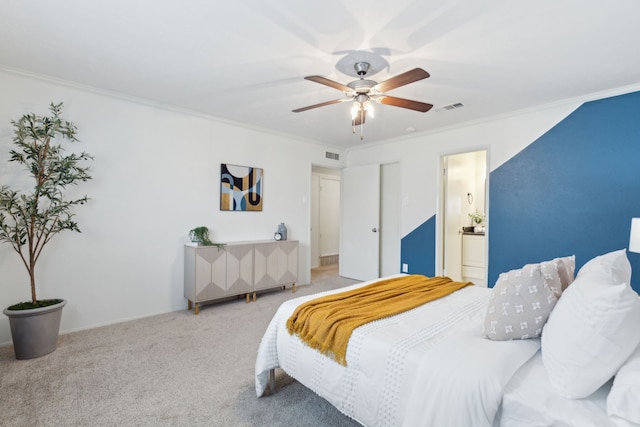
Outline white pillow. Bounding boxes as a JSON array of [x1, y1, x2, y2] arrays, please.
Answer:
[[576, 249, 631, 284], [608, 343, 640, 425], [541, 249, 640, 398]]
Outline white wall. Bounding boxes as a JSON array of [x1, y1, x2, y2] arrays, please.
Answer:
[[0, 70, 345, 345], [346, 103, 583, 242]]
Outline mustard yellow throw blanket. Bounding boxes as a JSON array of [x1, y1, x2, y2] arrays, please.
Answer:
[[286, 274, 472, 366]]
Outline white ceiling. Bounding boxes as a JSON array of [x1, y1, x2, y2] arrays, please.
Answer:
[[2, 0, 640, 149]]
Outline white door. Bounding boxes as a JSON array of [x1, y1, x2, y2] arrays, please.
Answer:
[[443, 155, 464, 280], [380, 162, 401, 277], [340, 164, 380, 281]]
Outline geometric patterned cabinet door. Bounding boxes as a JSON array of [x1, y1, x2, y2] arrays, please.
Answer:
[[184, 243, 252, 314], [253, 240, 298, 298], [253, 242, 280, 292], [225, 243, 254, 296], [184, 240, 298, 314], [194, 245, 226, 301], [275, 240, 298, 288]]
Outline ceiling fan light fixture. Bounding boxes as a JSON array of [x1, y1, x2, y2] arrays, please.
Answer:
[[350, 103, 360, 120], [365, 101, 374, 118], [350, 94, 374, 121]]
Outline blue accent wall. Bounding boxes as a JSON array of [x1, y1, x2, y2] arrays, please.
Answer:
[[400, 91, 640, 292], [489, 91, 640, 292], [401, 215, 436, 277]]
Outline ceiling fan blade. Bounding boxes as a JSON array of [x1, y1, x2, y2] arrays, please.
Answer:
[[292, 98, 347, 113], [373, 68, 430, 93], [305, 76, 354, 93], [377, 96, 433, 112]]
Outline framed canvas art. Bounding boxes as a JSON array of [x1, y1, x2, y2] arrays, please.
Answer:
[[220, 164, 263, 211]]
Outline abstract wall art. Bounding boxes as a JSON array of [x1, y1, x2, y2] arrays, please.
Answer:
[[220, 164, 263, 211]]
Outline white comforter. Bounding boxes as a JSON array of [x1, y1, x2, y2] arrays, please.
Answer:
[[255, 276, 540, 427]]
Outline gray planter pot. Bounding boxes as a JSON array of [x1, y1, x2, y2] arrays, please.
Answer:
[[3, 299, 66, 360]]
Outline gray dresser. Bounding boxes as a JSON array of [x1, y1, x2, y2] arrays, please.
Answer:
[[184, 240, 298, 314]]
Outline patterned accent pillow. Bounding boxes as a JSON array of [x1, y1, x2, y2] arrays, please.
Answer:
[[540, 255, 575, 298], [483, 263, 558, 341], [540, 260, 563, 299], [556, 255, 576, 292]]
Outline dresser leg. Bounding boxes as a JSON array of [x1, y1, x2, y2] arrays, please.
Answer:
[[253, 291, 257, 302], [194, 303, 199, 315], [292, 283, 296, 293], [188, 300, 192, 310], [245, 293, 250, 304]]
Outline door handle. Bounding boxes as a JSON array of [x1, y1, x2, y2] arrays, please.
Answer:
[[372, 228, 377, 232]]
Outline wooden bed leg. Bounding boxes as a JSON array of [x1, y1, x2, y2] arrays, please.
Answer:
[[269, 368, 276, 394], [194, 303, 199, 315], [291, 283, 296, 293], [245, 293, 250, 303], [188, 300, 192, 310], [253, 291, 257, 302]]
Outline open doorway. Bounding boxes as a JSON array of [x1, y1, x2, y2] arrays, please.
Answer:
[[440, 150, 488, 286], [311, 166, 341, 281], [311, 162, 401, 283]]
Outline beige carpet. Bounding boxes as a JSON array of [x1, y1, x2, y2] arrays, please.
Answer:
[[0, 271, 361, 427]]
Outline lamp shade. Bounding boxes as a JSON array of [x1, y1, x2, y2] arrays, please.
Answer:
[[630, 218, 640, 254]]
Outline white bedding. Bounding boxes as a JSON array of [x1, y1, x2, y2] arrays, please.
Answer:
[[255, 275, 540, 427], [497, 350, 613, 427]]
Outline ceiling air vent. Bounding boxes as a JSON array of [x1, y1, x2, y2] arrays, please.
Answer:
[[435, 102, 464, 112], [326, 152, 340, 160]]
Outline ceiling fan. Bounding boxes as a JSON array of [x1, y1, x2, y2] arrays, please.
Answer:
[[293, 62, 433, 138]]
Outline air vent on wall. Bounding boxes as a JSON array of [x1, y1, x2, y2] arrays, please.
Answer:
[[435, 102, 464, 112], [326, 151, 340, 160]]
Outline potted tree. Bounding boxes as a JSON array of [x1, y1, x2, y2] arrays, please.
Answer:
[[0, 102, 92, 359]]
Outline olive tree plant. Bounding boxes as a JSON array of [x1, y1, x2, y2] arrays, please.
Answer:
[[0, 102, 92, 309]]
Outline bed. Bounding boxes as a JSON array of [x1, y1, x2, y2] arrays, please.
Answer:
[[255, 250, 640, 427]]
